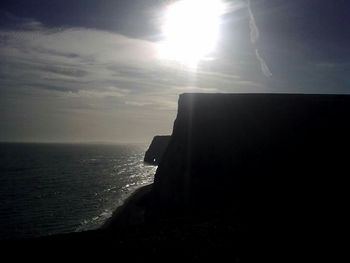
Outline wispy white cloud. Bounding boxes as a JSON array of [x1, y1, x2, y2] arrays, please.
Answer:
[[247, 1, 259, 44], [0, 11, 44, 31], [171, 86, 218, 93], [247, 0, 272, 77], [67, 86, 130, 99], [255, 49, 272, 77]]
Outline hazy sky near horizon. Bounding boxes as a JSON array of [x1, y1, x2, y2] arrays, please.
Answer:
[[0, 0, 349, 143]]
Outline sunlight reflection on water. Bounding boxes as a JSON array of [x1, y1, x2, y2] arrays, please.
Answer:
[[0, 143, 157, 240]]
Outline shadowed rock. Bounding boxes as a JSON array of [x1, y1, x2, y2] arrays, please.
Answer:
[[150, 93, 349, 232], [144, 135, 171, 165]]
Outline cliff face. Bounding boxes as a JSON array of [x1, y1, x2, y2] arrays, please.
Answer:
[[144, 136, 171, 165], [152, 93, 349, 227]]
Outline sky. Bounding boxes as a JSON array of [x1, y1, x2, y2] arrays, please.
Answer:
[[0, 0, 349, 143]]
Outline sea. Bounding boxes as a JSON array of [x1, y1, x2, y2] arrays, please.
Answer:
[[0, 143, 157, 240]]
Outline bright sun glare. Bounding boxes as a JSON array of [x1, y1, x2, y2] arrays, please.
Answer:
[[159, 0, 226, 68]]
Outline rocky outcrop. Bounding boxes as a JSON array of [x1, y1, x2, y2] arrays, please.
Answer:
[[144, 136, 171, 165], [151, 93, 350, 229]]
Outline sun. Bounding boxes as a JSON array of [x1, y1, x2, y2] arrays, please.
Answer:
[[158, 0, 226, 69]]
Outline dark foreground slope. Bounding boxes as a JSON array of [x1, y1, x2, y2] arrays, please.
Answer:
[[3, 93, 349, 260]]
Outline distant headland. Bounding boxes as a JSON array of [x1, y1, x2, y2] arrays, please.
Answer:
[[144, 135, 171, 165]]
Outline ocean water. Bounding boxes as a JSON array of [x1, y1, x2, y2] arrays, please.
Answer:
[[0, 143, 156, 240]]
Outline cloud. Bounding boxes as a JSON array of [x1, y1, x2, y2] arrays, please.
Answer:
[[247, 0, 259, 44], [0, 23, 265, 111], [0, 25, 159, 97], [67, 87, 130, 99], [255, 49, 272, 77], [171, 86, 218, 93], [0, 11, 44, 31], [0, 16, 272, 142], [246, 0, 272, 77]]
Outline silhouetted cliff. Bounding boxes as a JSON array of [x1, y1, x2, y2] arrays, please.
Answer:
[[150, 93, 349, 231], [144, 136, 171, 165]]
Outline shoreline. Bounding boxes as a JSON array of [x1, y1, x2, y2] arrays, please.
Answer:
[[101, 183, 153, 229]]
